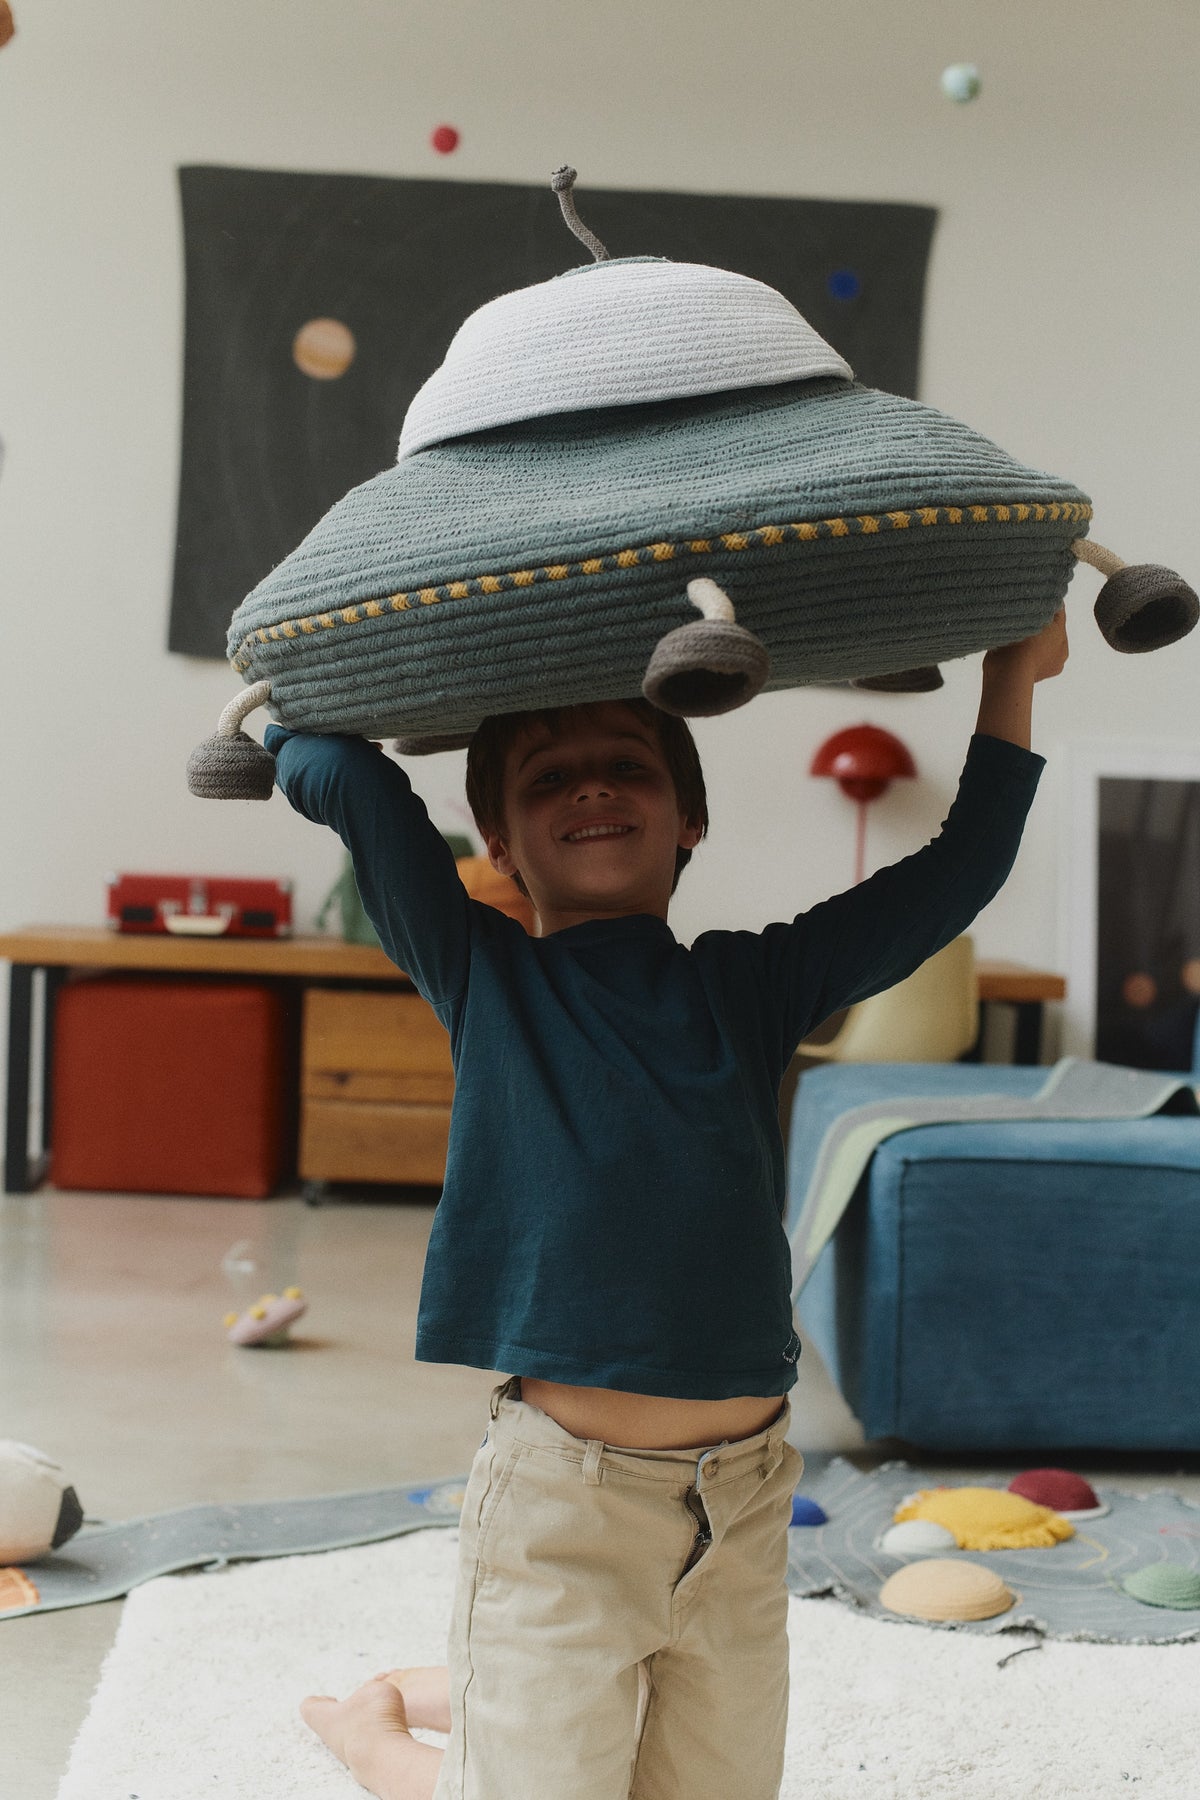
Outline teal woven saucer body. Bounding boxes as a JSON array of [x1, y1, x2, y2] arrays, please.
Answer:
[[227, 377, 1090, 740]]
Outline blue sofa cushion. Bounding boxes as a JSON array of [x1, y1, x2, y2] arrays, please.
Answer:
[[790, 1064, 1200, 1451]]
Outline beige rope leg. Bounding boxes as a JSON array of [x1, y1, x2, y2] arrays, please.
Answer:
[[1072, 538, 1198, 653], [186, 679, 277, 800], [643, 578, 771, 716]]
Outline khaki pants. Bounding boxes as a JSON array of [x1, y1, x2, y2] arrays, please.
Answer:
[[432, 1379, 802, 1800]]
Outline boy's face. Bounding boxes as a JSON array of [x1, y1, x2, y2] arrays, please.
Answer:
[[483, 702, 704, 932]]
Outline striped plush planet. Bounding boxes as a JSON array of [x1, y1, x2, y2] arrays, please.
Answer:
[[189, 170, 1197, 798]]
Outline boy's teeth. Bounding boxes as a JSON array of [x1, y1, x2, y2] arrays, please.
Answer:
[[567, 825, 630, 841]]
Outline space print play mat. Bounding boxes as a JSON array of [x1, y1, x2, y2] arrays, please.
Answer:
[[787, 1457, 1200, 1644]]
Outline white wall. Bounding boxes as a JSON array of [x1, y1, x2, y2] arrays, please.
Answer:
[[2, 0, 1198, 1072]]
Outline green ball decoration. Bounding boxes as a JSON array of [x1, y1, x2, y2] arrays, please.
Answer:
[[941, 63, 982, 103], [1121, 1563, 1200, 1610]]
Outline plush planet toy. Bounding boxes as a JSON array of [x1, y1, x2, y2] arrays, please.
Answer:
[[187, 168, 1198, 799], [879, 1557, 1015, 1622], [878, 1518, 958, 1555], [1121, 1564, 1200, 1610], [893, 1485, 1074, 1550], [789, 1494, 827, 1527], [0, 1440, 84, 1564], [1008, 1467, 1109, 1521], [224, 1287, 308, 1347]]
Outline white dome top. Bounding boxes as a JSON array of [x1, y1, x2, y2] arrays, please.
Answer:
[[397, 256, 853, 460]]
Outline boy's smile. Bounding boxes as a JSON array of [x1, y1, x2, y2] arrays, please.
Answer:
[[483, 702, 704, 935]]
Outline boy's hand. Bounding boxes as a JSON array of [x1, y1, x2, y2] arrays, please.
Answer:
[[983, 608, 1069, 683], [976, 607, 1068, 749]]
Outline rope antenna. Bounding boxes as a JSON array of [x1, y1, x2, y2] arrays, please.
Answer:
[[550, 166, 610, 262]]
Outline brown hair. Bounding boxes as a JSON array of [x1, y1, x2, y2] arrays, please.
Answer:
[[465, 698, 708, 895]]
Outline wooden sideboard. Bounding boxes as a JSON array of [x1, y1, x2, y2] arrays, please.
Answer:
[[0, 925, 1067, 1196]]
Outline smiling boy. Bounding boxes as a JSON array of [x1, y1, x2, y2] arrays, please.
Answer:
[[267, 607, 1065, 1800]]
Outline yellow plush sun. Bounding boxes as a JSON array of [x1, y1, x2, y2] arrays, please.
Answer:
[[893, 1486, 1074, 1551]]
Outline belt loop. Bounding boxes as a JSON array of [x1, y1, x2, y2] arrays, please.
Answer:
[[583, 1440, 604, 1486], [489, 1375, 521, 1420]]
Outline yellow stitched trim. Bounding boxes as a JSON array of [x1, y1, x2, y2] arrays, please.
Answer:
[[231, 499, 1093, 667]]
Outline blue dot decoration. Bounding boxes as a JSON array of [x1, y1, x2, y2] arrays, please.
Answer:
[[827, 268, 861, 303], [790, 1494, 827, 1527]]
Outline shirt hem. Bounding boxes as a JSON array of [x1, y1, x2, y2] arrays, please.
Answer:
[[414, 1333, 799, 1400]]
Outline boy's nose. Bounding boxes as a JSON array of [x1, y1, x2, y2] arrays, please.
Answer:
[[572, 773, 614, 800]]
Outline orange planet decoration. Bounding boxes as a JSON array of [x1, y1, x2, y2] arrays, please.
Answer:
[[292, 317, 357, 381], [880, 1558, 1015, 1622]]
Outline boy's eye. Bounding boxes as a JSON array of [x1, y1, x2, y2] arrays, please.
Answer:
[[531, 768, 562, 786]]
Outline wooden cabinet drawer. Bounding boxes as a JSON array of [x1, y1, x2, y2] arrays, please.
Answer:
[[300, 1099, 451, 1185], [299, 986, 454, 1188], [302, 988, 454, 1104]]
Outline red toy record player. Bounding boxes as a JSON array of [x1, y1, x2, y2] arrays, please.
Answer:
[[106, 873, 293, 937]]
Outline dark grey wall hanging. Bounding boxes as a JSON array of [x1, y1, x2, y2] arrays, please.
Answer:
[[168, 166, 937, 659]]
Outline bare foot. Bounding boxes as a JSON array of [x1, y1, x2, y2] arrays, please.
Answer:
[[390, 1665, 452, 1734], [300, 1672, 443, 1800]]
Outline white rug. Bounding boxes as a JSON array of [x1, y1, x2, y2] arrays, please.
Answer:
[[57, 1528, 1200, 1800]]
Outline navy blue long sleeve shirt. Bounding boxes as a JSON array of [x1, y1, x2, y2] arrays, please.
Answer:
[[268, 725, 1042, 1398]]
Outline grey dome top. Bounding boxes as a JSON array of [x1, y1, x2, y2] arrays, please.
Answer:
[[396, 256, 854, 460]]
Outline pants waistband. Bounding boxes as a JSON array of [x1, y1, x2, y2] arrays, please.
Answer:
[[487, 1376, 793, 1484]]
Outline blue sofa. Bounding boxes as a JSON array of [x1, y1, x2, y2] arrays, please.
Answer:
[[788, 1055, 1200, 1452]]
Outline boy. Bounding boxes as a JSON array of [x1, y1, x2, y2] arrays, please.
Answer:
[[273, 609, 1066, 1800]]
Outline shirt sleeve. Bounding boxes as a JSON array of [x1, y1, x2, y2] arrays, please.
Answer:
[[266, 725, 471, 1015], [755, 732, 1045, 1058]]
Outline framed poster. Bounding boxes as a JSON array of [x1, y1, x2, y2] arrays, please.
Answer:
[[1061, 741, 1200, 1068], [168, 167, 936, 658]]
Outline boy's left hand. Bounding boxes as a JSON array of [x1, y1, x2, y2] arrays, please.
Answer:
[[984, 607, 1069, 683]]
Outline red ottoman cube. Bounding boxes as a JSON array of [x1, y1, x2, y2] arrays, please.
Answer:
[[51, 976, 290, 1197]]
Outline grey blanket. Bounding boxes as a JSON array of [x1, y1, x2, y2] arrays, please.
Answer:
[[788, 1058, 1198, 1298]]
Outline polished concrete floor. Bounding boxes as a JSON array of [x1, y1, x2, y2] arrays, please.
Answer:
[[2, 1185, 1197, 1799]]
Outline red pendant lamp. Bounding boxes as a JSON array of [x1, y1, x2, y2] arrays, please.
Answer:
[[810, 724, 917, 884]]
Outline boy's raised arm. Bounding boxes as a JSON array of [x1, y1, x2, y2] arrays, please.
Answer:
[[266, 725, 471, 1016], [762, 610, 1066, 1048]]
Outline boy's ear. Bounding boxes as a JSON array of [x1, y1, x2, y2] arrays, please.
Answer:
[[484, 830, 518, 879], [678, 815, 705, 852]]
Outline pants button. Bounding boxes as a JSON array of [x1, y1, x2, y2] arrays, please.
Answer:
[[706, 1458, 721, 1478]]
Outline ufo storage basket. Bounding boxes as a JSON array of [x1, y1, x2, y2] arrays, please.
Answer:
[[51, 975, 291, 1198], [791, 1063, 1200, 1452]]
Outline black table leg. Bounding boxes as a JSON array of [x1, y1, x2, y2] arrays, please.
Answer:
[[5, 963, 34, 1193], [1012, 1000, 1044, 1065], [41, 965, 65, 1157]]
